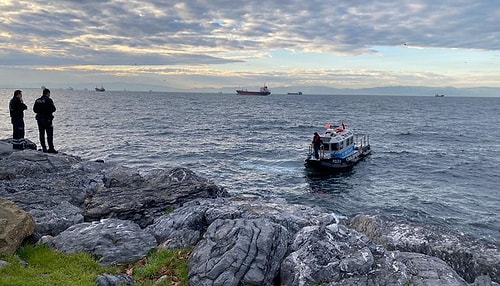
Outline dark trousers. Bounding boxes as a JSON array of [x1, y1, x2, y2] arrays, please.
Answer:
[[37, 118, 54, 151], [11, 117, 25, 140], [313, 147, 320, 159]]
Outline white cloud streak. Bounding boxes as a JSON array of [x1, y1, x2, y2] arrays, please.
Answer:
[[0, 0, 498, 89]]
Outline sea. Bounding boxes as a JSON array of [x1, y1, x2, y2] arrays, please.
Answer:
[[1, 88, 499, 246]]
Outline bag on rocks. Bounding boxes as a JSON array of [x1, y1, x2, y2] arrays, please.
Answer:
[[12, 138, 37, 150]]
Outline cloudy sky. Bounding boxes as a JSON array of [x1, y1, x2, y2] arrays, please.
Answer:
[[0, 0, 499, 91]]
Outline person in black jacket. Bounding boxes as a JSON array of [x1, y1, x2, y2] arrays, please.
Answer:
[[9, 89, 28, 141], [312, 132, 322, 159], [33, 88, 57, 153]]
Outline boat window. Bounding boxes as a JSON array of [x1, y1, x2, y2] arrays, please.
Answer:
[[322, 143, 330, 151], [332, 143, 339, 151]]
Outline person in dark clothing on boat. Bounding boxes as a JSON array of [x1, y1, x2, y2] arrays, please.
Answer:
[[33, 88, 58, 153], [312, 132, 322, 159], [9, 89, 28, 141]]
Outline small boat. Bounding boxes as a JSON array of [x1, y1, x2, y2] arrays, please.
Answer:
[[287, 91, 303, 95], [434, 93, 444, 97], [305, 122, 371, 171], [95, 86, 105, 92], [236, 85, 271, 96]]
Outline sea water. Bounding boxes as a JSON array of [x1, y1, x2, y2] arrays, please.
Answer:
[[1, 89, 499, 245]]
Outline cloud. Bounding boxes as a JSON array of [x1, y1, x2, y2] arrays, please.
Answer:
[[0, 0, 498, 89]]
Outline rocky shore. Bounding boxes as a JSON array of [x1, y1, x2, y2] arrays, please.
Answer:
[[0, 139, 498, 286]]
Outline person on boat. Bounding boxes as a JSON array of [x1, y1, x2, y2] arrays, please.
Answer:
[[9, 89, 28, 144], [33, 88, 58, 153], [312, 132, 322, 159]]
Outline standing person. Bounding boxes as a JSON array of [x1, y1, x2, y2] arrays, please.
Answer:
[[9, 90, 28, 144], [33, 88, 58, 153], [312, 132, 322, 159]]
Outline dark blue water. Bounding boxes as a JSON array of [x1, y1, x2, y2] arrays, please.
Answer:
[[1, 89, 499, 245]]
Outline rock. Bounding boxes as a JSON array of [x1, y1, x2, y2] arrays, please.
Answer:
[[0, 198, 35, 255], [324, 251, 468, 286], [84, 167, 229, 228], [51, 218, 157, 265], [96, 273, 134, 286], [349, 214, 500, 284], [189, 218, 289, 286], [281, 223, 377, 285], [147, 196, 336, 248], [0, 259, 9, 268], [146, 202, 209, 248]]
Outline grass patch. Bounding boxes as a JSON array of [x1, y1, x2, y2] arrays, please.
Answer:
[[0, 245, 191, 286], [0, 244, 116, 286], [126, 247, 191, 286]]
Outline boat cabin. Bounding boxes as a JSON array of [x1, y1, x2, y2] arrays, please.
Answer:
[[319, 128, 355, 158]]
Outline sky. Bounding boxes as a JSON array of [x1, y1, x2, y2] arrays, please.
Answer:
[[0, 0, 499, 92]]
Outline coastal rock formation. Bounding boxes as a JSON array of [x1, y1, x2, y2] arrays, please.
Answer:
[[189, 218, 289, 285], [85, 166, 229, 228], [349, 214, 500, 283], [0, 139, 498, 285], [0, 198, 35, 255], [49, 218, 157, 265]]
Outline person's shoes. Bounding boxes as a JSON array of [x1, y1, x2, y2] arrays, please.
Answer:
[[41, 148, 48, 153], [47, 149, 58, 154]]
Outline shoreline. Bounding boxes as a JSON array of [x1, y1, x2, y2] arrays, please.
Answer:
[[1, 139, 498, 285]]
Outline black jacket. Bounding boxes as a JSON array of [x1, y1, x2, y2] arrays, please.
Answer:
[[33, 95, 56, 120], [9, 96, 27, 118]]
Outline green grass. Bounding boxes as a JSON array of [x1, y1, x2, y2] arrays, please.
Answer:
[[0, 244, 191, 286], [130, 247, 190, 286]]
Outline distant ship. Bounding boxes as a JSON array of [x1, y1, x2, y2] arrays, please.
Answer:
[[434, 93, 444, 97], [236, 85, 271, 96], [95, 86, 105, 92], [287, 91, 303, 95]]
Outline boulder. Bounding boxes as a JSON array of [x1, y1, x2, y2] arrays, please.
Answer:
[[147, 196, 336, 248], [84, 167, 229, 227], [96, 273, 134, 286], [189, 218, 289, 286], [0, 198, 35, 255], [349, 214, 500, 284], [281, 223, 378, 285], [323, 251, 468, 286], [51, 218, 157, 265]]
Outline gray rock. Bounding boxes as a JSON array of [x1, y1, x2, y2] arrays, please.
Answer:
[[96, 273, 134, 286], [84, 167, 229, 227], [51, 218, 157, 265], [324, 251, 468, 286], [146, 203, 209, 248], [189, 218, 289, 286], [281, 223, 376, 286], [349, 214, 500, 284], [147, 196, 336, 248]]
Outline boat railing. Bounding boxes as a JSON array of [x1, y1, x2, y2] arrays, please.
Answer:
[[355, 134, 370, 149], [308, 143, 326, 159]]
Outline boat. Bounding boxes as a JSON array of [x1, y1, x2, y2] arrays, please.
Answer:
[[434, 93, 444, 97], [236, 85, 271, 96], [287, 91, 303, 95], [304, 121, 371, 171], [95, 86, 105, 92]]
